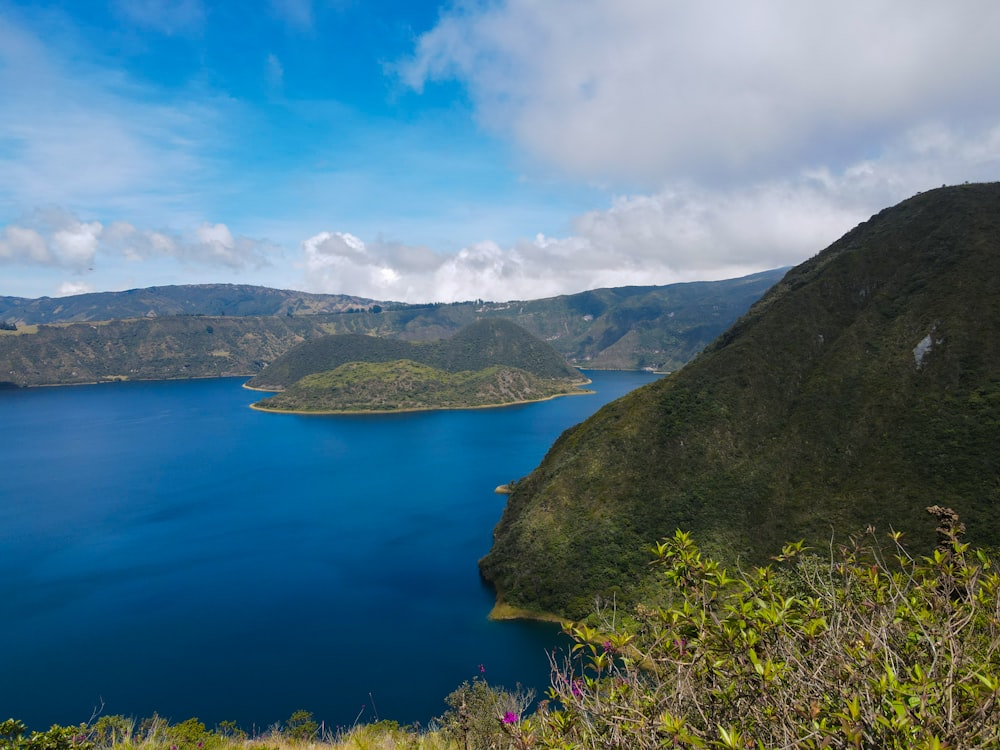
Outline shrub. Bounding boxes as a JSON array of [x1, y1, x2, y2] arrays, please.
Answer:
[[0, 720, 94, 750], [438, 678, 534, 750], [283, 712, 319, 742], [515, 508, 1000, 749]]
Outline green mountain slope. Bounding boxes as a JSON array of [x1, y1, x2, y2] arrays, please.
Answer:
[[0, 316, 334, 387], [480, 183, 1000, 619], [247, 319, 583, 391], [316, 269, 785, 371]]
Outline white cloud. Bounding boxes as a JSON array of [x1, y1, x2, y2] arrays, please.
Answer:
[[51, 220, 103, 267], [0, 225, 49, 264], [0, 209, 101, 268], [400, 0, 1000, 184], [106, 220, 277, 269], [57, 281, 95, 297], [300, 119, 1000, 303], [1, 210, 277, 272], [370, 0, 1000, 303], [302, 231, 418, 297]]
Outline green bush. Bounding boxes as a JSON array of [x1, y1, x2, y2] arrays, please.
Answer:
[[0, 720, 94, 750], [508, 508, 1000, 749], [437, 678, 534, 750], [283, 712, 319, 742]]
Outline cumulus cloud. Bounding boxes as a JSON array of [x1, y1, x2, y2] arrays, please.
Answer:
[[368, 0, 1000, 303], [104, 220, 278, 269], [0, 209, 101, 268], [1, 210, 277, 272], [400, 0, 1000, 184], [301, 118, 1000, 303], [0, 225, 50, 265], [57, 281, 95, 297], [301, 192, 819, 303]]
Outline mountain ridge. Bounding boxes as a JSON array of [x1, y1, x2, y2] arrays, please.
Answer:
[[0, 270, 784, 386]]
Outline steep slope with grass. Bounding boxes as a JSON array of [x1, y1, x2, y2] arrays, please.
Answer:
[[480, 183, 1000, 619]]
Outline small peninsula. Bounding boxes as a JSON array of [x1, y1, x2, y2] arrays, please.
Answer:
[[248, 319, 590, 413]]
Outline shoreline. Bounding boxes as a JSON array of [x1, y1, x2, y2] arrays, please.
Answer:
[[17, 373, 250, 389], [241, 382, 281, 392], [487, 600, 569, 625], [5, 367, 663, 389]]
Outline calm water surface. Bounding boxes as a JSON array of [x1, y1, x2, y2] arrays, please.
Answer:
[[0, 371, 659, 730]]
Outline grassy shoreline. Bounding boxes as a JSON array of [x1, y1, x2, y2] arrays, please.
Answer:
[[486, 600, 568, 624]]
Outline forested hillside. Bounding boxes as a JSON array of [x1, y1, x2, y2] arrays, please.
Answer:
[[480, 183, 1000, 619], [248, 319, 581, 390], [250, 320, 587, 412]]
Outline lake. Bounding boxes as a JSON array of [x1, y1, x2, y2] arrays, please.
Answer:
[[0, 371, 659, 731]]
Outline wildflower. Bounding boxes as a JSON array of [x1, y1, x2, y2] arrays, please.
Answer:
[[571, 680, 584, 697], [602, 640, 615, 653], [502, 712, 519, 724], [479, 664, 486, 674]]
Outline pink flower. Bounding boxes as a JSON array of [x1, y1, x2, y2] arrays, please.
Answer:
[[502, 712, 519, 724]]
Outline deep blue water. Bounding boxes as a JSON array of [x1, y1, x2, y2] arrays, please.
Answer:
[[0, 371, 659, 731]]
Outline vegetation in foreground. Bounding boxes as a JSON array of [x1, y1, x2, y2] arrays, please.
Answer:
[[8, 509, 999, 749]]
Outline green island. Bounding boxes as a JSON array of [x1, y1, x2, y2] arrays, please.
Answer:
[[247, 318, 590, 413], [251, 359, 589, 413]]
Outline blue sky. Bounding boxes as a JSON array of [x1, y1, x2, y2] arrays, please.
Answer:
[[2, 1, 999, 302]]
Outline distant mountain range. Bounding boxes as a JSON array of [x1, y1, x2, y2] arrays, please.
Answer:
[[250, 319, 588, 413], [0, 284, 378, 323], [479, 183, 1000, 620], [0, 270, 784, 387]]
